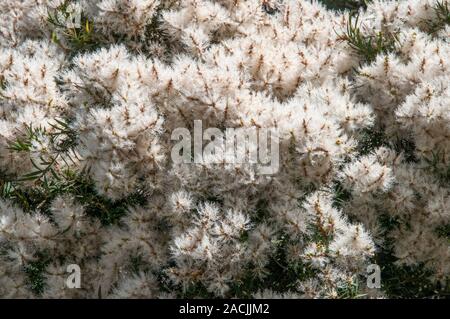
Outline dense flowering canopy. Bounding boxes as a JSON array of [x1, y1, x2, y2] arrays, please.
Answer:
[[0, 0, 448, 298]]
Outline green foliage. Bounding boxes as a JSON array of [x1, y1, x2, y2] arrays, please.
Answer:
[[427, 0, 450, 35], [24, 253, 51, 295], [8, 119, 78, 183], [2, 0, 448, 299], [355, 128, 416, 163], [8, 125, 39, 153], [4, 117, 148, 225], [331, 181, 353, 210], [436, 224, 450, 241], [78, 180, 150, 225], [321, 0, 371, 11], [339, 14, 400, 63], [356, 129, 387, 156], [168, 234, 320, 298], [229, 235, 318, 298], [374, 215, 450, 298], [1, 112, 153, 294], [424, 150, 450, 186], [336, 279, 366, 299], [2, 169, 149, 225], [391, 135, 417, 163], [376, 251, 449, 298], [145, 8, 173, 52]]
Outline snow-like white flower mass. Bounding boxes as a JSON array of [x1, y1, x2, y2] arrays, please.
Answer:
[[0, 0, 448, 298]]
